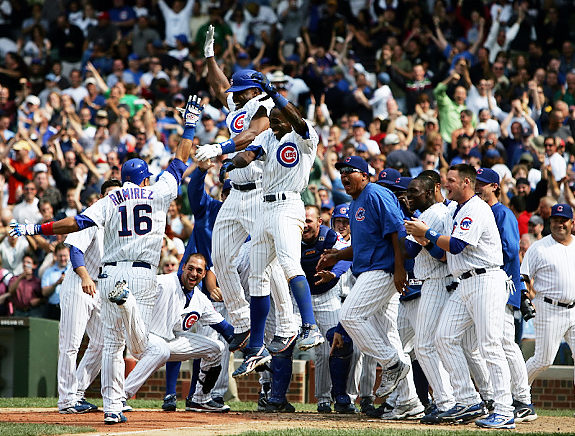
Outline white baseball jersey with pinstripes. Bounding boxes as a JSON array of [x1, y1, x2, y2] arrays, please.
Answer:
[[447, 195, 503, 277]]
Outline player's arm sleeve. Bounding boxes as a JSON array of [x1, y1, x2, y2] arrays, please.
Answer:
[[376, 194, 405, 237], [69, 246, 86, 269], [188, 167, 211, 218], [295, 120, 319, 152], [64, 226, 97, 252], [210, 319, 234, 343], [449, 237, 468, 254], [245, 144, 265, 160], [80, 197, 109, 228], [165, 158, 188, 186], [74, 215, 97, 230], [450, 214, 482, 246], [404, 239, 422, 258]]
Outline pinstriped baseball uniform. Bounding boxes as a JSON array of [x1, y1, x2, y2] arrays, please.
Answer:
[[57, 226, 105, 410], [248, 119, 318, 294], [436, 195, 513, 416], [520, 234, 575, 384], [124, 273, 225, 404], [81, 169, 180, 414]]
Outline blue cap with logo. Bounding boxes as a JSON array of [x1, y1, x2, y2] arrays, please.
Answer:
[[476, 167, 500, 184], [393, 176, 413, 191], [335, 156, 369, 174], [332, 204, 350, 219], [377, 168, 402, 186], [226, 69, 264, 93], [551, 203, 573, 219]]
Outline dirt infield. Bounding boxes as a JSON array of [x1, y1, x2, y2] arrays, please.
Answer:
[[1, 409, 574, 435]]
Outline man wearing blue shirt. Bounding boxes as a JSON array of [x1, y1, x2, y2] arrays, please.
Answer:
[[41, 242, 70, 320]]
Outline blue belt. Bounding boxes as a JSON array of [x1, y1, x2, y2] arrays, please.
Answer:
[[104, 261, 151, 269]]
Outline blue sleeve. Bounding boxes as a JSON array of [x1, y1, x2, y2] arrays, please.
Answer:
[[449, 237, 468, 254], [335, 322, 346, 335], [331, 260, 352, 278], [69, 246, 85, 269], [375, 190, 405, 237], [245, 144, 264, 159], [426, 243, 445, 259], [495, 206, 525, 292], [165, 158, 188, 185], [210, 319, 235, 343], [75, 214, 96, 230], [404, 239, 422, 258], [188, 167, 212, 218]]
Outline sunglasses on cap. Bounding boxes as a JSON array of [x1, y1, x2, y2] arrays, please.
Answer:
[[339, 167, 363, 174]]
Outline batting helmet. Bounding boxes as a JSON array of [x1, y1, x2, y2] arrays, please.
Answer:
[[332, 204, 350, 220], [121, 158, 153, 185], [226, 69, 264, 93]]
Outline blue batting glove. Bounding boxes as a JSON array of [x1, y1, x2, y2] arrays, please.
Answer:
[[250, 71, 278, 97], [183, 95, 204, 128], [9, 221, 38, 238], [219, 159, 236, 184]]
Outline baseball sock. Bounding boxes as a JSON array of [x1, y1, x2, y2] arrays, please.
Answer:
[[188, 359, 201, 399], [289, 275, 316, 325], [248, 295, 270, 349], [165, 361, 181, 396]]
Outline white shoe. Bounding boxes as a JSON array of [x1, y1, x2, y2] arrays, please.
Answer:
[[375, 361, 410, 397], [380, 400, 425, 420]]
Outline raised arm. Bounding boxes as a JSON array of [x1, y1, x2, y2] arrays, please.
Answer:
[[174, 95, 204, 163], [204, 25, 231, 108]]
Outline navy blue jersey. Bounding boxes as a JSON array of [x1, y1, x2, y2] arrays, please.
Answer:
[[399, 203, 421, 302]]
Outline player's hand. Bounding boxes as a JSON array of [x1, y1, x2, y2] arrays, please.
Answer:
[[329, 332, 344, 357], [394, 266, 407, 294], [250, 71, 278, 97], [317, 249, 339, 270], [403, 218, 429, 238], [413, 235, 429, 246], [197, 158, 215, 172], [9, 221, 38, 238], [209, 287, 223, 302], [196, 143, 222, 161], [219, 159, 236, 183], [183, 95, 204, 128], [204, 24, 215, 58], [314, 270, 336, 285], [81, 276, 97, 296]]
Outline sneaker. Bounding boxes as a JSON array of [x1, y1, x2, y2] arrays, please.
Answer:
[[380, 400, 425, 420], [365, 402, 393, 418], [265, 400, 295, 413], [268, 334, 297, 355], [185, 398, 230, 413], [121, 400, 133, 413], [438, 403, 486, 423], [360, 397, 376, 414], [421, 403, 442, 425], [59, 402, 92, 414], [109, 281, 129, 305], [229, 330, 250, 352], [232, 346, 272, 378], [162, 394, 177, 411], [297, 324, 324, 351], [513, 401, 538, 423], [334, 402, 358, 414], [79, 398, 98, 412], [317, 402, 332, 413], [475, 413, 515, 429], [212, 397, 224, 407], [104, 412, 127, 424], [375, 361, 410, 398], [257, 392, 269, 412]]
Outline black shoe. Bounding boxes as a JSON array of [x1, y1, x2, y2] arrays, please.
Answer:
[[79, 398, 99, 412], [229, 330, 250, 352], [211, 397, 224, 407], [365, 402, 392, 418], [317, 402, 332, 413], [421, 403, 442, 424], [334, 402, 358, 414], [162, 394, 177, 411], [265, 400, 295, 413], [257, 392, 269, 412], [360, 397, 376, 414], [513, 401, 538, 423], [185, 398, 230, 413]]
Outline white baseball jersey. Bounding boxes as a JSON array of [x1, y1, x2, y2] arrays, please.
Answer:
[[82, 171, 178, 267], [251, 119, 319, 194], [520, 235, 575, 301], [409, 202, 450, 279], [446, 195, 503, 277], [64, 226, 104, 279], [150, 272, 224, 341], [225, 94, 275, 184], [334, 234, 355, 299]]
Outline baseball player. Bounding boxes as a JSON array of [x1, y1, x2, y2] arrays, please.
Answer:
[[10, 95, 204, 424], [124, 253, 233, 412], [317, 156, 420, 415], [58, 179, 122, 414], [195, 26, 309, 354], [404, 164, 515, 429], [520, 204, 575, 403], [220, 72, 322, 378], [475, 168, 537, 423]]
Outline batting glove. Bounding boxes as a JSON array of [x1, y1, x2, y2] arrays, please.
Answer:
[[219, 159, 236, 183], [250, 71, 278, 97], [183, 95, 204, 128], [204, 25, 215, 58], [196, 143, 222, 161], [9, 222, 38, 238]]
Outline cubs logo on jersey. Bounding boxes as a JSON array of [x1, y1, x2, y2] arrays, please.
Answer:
[[460, 217, 473, 230], [229, 111, 246, 134], [182, 311, 200, 330], [276, 142, 299, 167], [355, 207, 366, 222]]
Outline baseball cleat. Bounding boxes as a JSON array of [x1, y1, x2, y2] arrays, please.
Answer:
[[185, 398, 230, 413], [228, 330, 250, 352], [104, 412, 127, 424], [359, 397, 376, 415], [232, 346, 271, 378], [513, 401, 538, 423], [420, 403, 442, 424], [257, 383, 271, 412], [265, 400, 295, 413], [109, 281, 129, 305], [162, 394, 177, 411], [437, 402, 486, 423], [59, 402, 93, 414], [375, 360, 409, 398], [365, 402, 393, 418], [380, 400, 425, 420], [475, 412, 515, 429], [79, 398, 99, 412], [317, 402, 332, 413], [296, 323, 324, 351], [121, 400, 133, 413], [267, 333, 297, 355], [334, 402, 359, 414]]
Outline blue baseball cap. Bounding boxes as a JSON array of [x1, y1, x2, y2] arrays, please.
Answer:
[[484, 148, 500, 159], [335, 156, 369, 174], [352, 120, 366, 129], [393, 176, 413, 191], [321, 199, 335, 210], [332, 204, 350, 219], [356, 143, 368, 153], [476, 167, 500, 184], [222, 179, 232, 192], [226, 69, 263, 93], [377, 168, 402, 186], [551, 203, 573, 219]]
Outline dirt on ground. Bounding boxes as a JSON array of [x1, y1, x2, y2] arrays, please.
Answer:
[[1, 409, 572, 435]]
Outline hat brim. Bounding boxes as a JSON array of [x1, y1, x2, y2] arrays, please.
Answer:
[[476, 176, 499, 184], [225, 84, 262, 93], [376, 179, 395, 186]]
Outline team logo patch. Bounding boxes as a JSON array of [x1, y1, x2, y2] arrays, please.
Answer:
[[345, 156, 352, 163], [230, 111, 246, 134], [276, 142, 299, 167], [460, 217, 473, 230], [355, 207, 366, 221], [557, 205, 564, 212], [182, 311, 200, 330]]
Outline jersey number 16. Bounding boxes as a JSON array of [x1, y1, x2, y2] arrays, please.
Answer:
[[118, 205, 152, 236]]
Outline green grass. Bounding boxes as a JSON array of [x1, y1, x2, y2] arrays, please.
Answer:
[[0, 423, 94, 436], [238, 430, 568, 436]]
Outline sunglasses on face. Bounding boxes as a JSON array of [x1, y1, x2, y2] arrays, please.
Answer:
[[339, 167, 363, 174]]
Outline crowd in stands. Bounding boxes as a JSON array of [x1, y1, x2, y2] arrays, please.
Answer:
[[0, 0, 574, 335]]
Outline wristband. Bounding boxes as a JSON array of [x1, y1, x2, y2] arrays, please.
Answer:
[[273, 94, 289, 109], [425, 228, 440, 244], [220, 139, 236, 154], [182, 126, 196, 140]]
